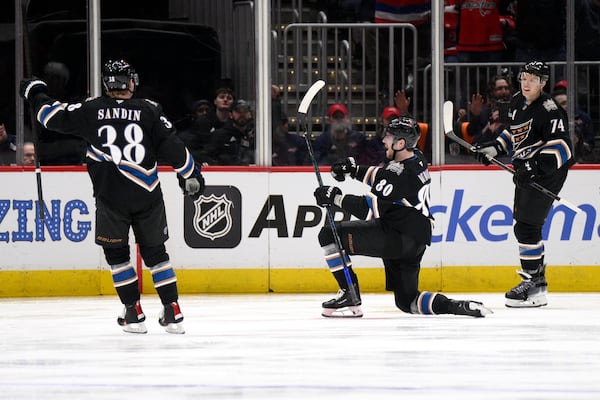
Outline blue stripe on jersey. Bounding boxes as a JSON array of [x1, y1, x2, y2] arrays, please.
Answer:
[[39, 102, 67, 127], [498, 131, 512, 154], [87, 146, 109, 161], [118, 163, 159, 186], [540, 140, 572, 168], [365, 195, 375, 215], [174, 149, 195, 178]]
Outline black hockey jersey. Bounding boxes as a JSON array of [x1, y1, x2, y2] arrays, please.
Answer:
[[496, 92, 574, 174], [30, 94, 196, 206], [340, 149, 433, 245]]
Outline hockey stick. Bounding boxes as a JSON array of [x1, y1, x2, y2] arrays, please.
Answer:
[[22, 0, 45, 221], [299, 80, 359, 304], [442, 101, 581, 214]]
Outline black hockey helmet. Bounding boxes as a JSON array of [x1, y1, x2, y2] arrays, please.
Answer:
[[519, 61, 550, 82], [385, 116, 421, 149], [102, 59, 139, 92]]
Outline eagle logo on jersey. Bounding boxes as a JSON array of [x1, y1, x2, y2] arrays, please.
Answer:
[[193, 194, 233, 240], [510, 118, 533, 147], [543, 99, 559, 111]]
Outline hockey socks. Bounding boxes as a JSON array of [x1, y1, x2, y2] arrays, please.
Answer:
[[411, 292, 492, 317]]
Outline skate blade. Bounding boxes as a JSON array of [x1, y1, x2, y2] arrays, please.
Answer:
[[322, 306, 363, 318], [505, 295, 548, 308], [121, 322, 148, 334], [162, 322, 185, 334]]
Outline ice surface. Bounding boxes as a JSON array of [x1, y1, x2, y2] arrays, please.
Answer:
[[1, 293, 599, 399]]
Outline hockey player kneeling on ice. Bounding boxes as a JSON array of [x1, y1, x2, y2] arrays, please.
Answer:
[[474, 61, 574, 308], [314, 117, 492, 318], [20, 59, 205, 334]]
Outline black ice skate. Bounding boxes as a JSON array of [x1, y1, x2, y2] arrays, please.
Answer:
[[449, 300, 493, 318], [321, 284, 363, 318], [505, 269, 548, 308], [117, 300, 147, 334], [159, 301, 185, 334]]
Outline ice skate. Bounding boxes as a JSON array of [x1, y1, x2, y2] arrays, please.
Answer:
[[505, 269, 548, 308], [159, 301, 185, 334], [117, 300, 147, 334], [449, 300, 493, 318], [321, 284, 363, 318]]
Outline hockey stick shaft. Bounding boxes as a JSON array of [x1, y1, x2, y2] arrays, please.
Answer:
[[299, 80, 359, 303], [442, 101, 580, 214], [22, 0, 45, 221]]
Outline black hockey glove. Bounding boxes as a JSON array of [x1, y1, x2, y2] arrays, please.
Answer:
[[330, 157, 358, 182], [472, 140, 504, 166], [19, 78, 48, 102], [178, 165, 205, 200], [314, 186, 342, 207], [513, 160, 537, 188]]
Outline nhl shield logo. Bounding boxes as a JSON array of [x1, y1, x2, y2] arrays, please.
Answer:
[[184, 185, 242, 248], [192, 194, 233, 240]]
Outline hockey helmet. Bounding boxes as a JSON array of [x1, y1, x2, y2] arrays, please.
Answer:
[[519, 61, 550, 82], [102, 59, 139, 91], [385, 116, 420, 149]]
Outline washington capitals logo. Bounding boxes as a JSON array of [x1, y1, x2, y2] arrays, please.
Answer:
[[193, 194, 233, 240], [511, 118, 533, 147]]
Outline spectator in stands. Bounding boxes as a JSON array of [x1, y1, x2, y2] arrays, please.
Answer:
[[390, 89, 432, 159], [454, 1, 514, 100], [23, 142, 36, 166], [177, 99, 215, 165], [272, 113, 308, 166], [464, 74, 513, 145], [371, 106, 401, 163], [0, 121, 16, 165], [36, 61, 87, 165], [575, 0, 600, 61], [209, 87, 235, 131], [514, 0, 565, 64], [455, 1, 512, 63], [378, 106, 401, 139], [210, 99, 255, 165], [444, 0, 459, 63], [370, 0, 432, 90], [314, 103, 378, 166], [552, 81, 597, 163]]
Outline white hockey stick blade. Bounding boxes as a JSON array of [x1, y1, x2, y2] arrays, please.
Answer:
[[443, 100, 454, 135], [298, 80, 326, 115]]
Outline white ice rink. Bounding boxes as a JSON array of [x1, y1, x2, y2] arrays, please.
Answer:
[[2, 293, 599, 400]]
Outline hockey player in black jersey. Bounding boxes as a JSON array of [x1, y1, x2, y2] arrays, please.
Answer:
[[313, 116, 492, 318], [20, 59, 205, 334], [474, 61, 574, 308]]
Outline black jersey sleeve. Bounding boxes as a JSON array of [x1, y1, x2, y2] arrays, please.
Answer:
[[145, 100, 197, 178]]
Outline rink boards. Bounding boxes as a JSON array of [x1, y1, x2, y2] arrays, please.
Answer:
[[1, 165, 599, 297]]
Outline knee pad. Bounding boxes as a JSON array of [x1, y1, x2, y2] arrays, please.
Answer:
[[139, 244, 169, 268], [318, 226, 335, 247], [514, 221, 542, 244], [103, 246, 130, 265]]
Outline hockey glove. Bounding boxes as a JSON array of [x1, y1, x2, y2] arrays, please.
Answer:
[[330, 157, 358, 182], [178, 165, 205, 200], [19, 78, 48, 102], [513, 160, 537, 188], [314, 186, 342, 207], [472, 140, 504, 166]]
